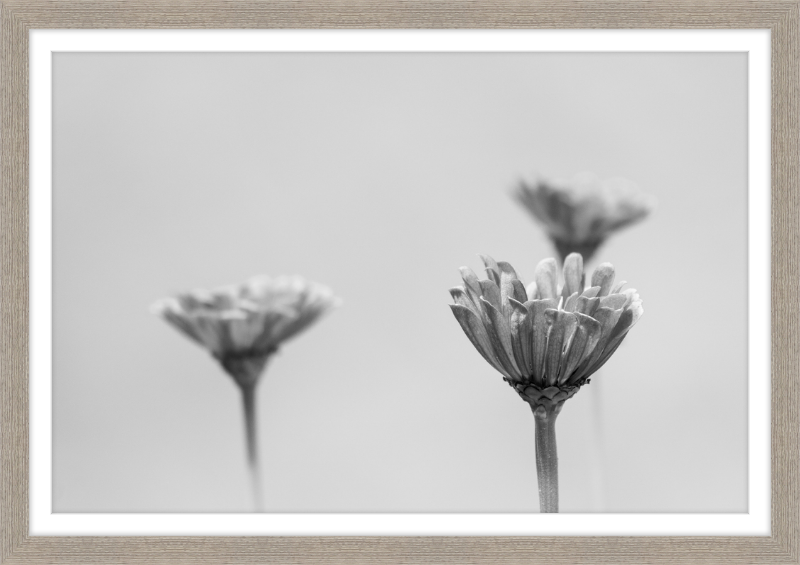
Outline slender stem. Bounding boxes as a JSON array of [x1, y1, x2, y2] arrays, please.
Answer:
[[239, 382, 264, 512], [533, 405, 559, 513]]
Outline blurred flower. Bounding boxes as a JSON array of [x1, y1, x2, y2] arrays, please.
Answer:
[[515, 173, 656, 263], [449, 253, 642, 412], [152, 274, 340, 511], [152, 275, 340, 387]]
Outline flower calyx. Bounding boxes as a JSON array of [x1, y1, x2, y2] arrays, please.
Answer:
[[217, 349, 275, 389], [512, 381, 581, 414]]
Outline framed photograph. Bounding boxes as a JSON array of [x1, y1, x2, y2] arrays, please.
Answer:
[[3, 2, 797, 564]]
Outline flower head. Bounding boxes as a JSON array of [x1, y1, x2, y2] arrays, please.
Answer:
[[152, 275, 340, 386], [449, 253, 642, 412], [515, 172, 656, 263]]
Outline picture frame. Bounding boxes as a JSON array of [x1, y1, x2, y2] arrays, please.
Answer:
[[2, 2, 797, 563]]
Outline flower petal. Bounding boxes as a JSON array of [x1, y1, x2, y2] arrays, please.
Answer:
[[569, 306, 622, 382], [621, 288, 639, 310], [449, 304, 510, 379], [606, 307, 638, 346], [480, 255, 501, 286], [189, 315, 227, 356], [517, 181, 575, 240], [598, 293, 627, 310], [542, 186, 576, 239], [563, 292, 580, 313], [229, 312, 268, 351], [587, 305, 644, 375], [261, 309, 312, 347], [526, 281, 540, 301], [596, 298, 644, 365], [496, 260, 520, 281], [593, 306, 624, 344], [480, 297, 523, 381], [157, 305, 205, 346], [479, 280, 502, 312], [534, 258, 558, 299], [528, 298, 558, 386], [511, 279, 528, 304], [581, 286, 601, 298], [509, 298, 533, 378], [516, 182, 564, 236], [498, 261, 523, 317], [575, 295, 600, 316], [459, 267, 483, 306], [586, 335, 627, 374], [560, 312, 602, 384], [449, 286, 468, 303], [591, 262, 616, 297], [543, 309, 577, 387], [449, 287, 481, 317], [562, 253, 585, 298]]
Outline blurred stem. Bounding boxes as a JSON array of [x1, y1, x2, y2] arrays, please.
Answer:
[[239, 382, 264, 512], [533, 404, 559, 513], [552, 247, 606, 510], [588, 378, 607, 511]]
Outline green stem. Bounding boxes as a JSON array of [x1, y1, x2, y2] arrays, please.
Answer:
[[533, 404, 559, 513], [240, 382, 264, 512]]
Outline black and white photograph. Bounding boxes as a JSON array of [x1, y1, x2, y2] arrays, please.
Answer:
[[51, 50, 748, 515]]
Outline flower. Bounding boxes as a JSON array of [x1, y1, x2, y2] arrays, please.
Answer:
[[449, 253, 642, 412], [515, 172, 656, 263], [152, 275, 340, 387]]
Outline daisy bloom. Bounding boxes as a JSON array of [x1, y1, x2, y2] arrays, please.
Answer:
[[449, 253, 642, 512]]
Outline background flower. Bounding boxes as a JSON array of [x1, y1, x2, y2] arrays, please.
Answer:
[[515, 172, 656, 263], [152, 275, 340, 385], [152, 275, 340, 511]]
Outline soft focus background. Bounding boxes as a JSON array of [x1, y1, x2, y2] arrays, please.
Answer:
[[52, 53, 747, 513]]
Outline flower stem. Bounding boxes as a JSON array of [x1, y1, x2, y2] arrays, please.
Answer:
[[239, 382, 264, 512], [532, 404, 559, 513]]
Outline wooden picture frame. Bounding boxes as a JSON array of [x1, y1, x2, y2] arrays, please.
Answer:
[[2, 2, 797, 563]]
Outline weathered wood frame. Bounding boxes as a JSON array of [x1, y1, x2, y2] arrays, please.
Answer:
[[2, 3, 797, 563]]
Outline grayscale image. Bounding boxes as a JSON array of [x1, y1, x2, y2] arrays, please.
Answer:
[[52, 52, 747, 513]]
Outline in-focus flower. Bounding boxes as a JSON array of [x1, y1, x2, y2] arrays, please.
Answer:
[[450, 253, 642, 412], [152, 275, 340, 387], [449, 253, 642, 512], [152, 275, 340, 511], [515, 172, 656, 263]]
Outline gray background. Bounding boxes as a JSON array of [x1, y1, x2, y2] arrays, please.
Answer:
[[52, 52, 747, 513]]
